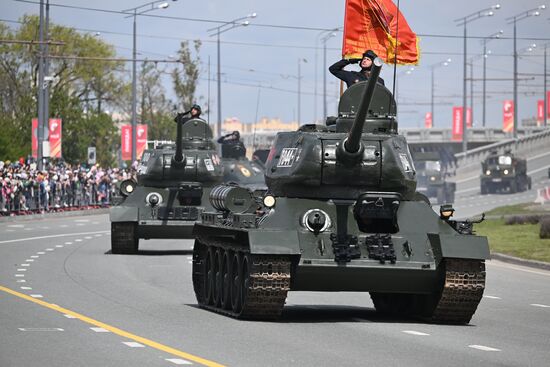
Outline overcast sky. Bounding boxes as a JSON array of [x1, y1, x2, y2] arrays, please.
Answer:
[[2, 0, 549, 129]]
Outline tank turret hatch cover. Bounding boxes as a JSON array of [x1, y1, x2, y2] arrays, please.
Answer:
[[338, 81, 396, 117], [181, 118, 214, 139]]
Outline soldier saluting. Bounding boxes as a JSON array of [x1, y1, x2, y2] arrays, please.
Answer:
[[329, 50, 385, 87]]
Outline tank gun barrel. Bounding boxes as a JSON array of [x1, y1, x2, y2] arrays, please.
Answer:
[[344, 58, 383, 154], [173, 109, 192, 164]]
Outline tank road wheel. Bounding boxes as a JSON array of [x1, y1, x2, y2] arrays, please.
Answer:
[[205, 248, 215, 305], [192, 240, 207, 304], [427, 258, 486, 324], [111, 222, 138, 254], [231, 252, 243, 314], [213, 248, 223, 307], [220, 249, 232, 310]]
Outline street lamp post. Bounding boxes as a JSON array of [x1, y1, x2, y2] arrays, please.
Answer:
[[455, 4, 501, 153], [321, 31, 336, 121], [315, 28, 339, 124], [430, 58, 451, 127], [507, 5, 546, 139], [297, 58, 308, 125], [37, 0, 45, 170], [208, 13, 257, 139], [122, 1, 173, 162], [545, 44, 548, 126], [481, 30, 503, 127]]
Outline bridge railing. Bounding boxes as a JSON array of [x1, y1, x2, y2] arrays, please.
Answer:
[[400, 127, 546, 143]]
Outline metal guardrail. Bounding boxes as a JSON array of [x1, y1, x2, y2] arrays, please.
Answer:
[[400, 127, 547, 143]]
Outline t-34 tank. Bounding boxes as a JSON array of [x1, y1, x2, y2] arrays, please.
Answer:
[[110, 114, 223, 254], [192, 58, 489, 323]]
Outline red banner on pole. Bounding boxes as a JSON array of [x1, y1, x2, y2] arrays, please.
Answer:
[[32, 118, 38, 158], [121, 124, 148, 161], [538, 100, 545, 126], [503, 100, 514, 133], [48, 118, 62, 158], [136, 124, 148, 159], [452, 107, 463, 141], [466, 107, 472, 128], [425, 112, 432, 129], [121, 125, 132, 161], [547, 91, 550, 118]]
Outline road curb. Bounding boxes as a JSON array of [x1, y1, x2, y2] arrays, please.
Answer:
[[0, 208, 109, 223], [491, 252, 550, 271]]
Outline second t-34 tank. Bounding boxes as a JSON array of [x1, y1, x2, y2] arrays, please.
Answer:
[[191, 59, 489, 324], [110, 113, 223, 254]]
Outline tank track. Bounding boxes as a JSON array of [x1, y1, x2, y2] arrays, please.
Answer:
[[193, 239, 291, 320], [430, 258, 486, 324]]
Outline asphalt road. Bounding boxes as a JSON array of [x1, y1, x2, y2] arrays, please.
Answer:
[[1, 213, 550, 367]]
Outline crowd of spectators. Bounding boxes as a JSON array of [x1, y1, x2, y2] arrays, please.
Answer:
[[0, 157, 135, 216]]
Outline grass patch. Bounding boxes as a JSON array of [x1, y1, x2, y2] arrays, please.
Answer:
[[475, 218, 550, 263], [484, 202, 550, 216]]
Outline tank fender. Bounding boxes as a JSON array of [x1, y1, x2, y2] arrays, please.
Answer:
[[428, 233, 490, 263], [110, 206, 139, 222], [247, 230, 301, 255]]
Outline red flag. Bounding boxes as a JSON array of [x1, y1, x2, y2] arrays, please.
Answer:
[[425, 112, 432, 129], [121, 125, 132, 161], [503, 100, 514, 133], [452, 107, 463, 142], [342, 0, 419, 64], [466, 108, 472, 128], [32, 118, 38, 158], [136, 124, 148, 159], [48, 118, 62, 158], [538, 100, 544, 126]]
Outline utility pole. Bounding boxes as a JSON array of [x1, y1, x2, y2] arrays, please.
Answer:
[[37, 0, 45, 170], [545, 45, 548, 126]]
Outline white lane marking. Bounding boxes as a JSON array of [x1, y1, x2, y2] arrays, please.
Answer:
[[25, 259, 35, 262], [90, 327, 110, 333], [30, 294, 43, 298], [402, 330, 430, 336], [74, 219, 90, 223], [84, 236, 92, 239], [18, 328, 64, 332], [469, 345, 501, 352], [24, 228, 32, 231], [75, 239, 82, 242], [45, 248, 54, 251], [76, 223, 85, 226], [122, 342, 145, 348], [65, 242, 72, 245], [488, 261, 550, 277], [37, 252, 45, 255], [530, 304, 550, 308], [94, 234, 102, 237], [55, 245, 64, 248], [17, 269, 27, 272], [5, 229, 14, 232], [16, 280, 26, 283], [8, 224, 25, 228], [20, 287, 32, 290], [165, 358, 193, 365], [483, 295, 501, 299], [21, 264, 30, 267], [15, 274, 24, 277], [64, 314, 77, 319], [0, 231, 109, 244]]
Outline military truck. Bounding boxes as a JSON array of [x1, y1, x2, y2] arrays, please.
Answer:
[[480, 150, 531, 194], [109, 116, 223, 254], [191, 59, 489, 324], [411, 148, 455, 204]]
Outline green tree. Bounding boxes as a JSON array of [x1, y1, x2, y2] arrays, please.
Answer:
[[172, 40, 202, 112]]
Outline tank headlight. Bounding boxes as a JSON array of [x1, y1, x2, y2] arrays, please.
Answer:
[[263, 195, 276, 208], [120, 179, 136, 196], [503, 169, 509, 175], [145, 192, 163, 207], [485, 170, 491, 175], [430, 176, 436, 181], [302, 209, 331, 234]]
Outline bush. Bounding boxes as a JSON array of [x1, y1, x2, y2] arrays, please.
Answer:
[[505, 215, 542, 226], [540, 217, 550, 239]]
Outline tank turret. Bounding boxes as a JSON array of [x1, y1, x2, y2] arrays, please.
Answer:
[[264, 58, 415, 200]]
